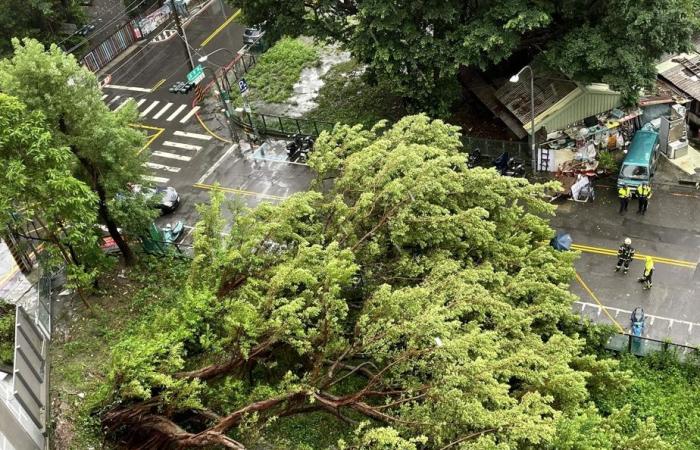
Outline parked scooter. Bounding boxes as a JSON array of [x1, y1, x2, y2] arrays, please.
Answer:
[[287, 134, 315, 163], [505, 157, 526, 177], [492, 152, 526, 177], [467, 148, 481, 168]]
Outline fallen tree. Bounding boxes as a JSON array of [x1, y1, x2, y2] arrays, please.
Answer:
[[98, 115, 670, 449]]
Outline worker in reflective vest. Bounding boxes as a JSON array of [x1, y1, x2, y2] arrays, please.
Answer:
[[638, 256, 655, 290], [618, 184, 631, 214], [615, 237, 635, 274], [637, 183, 652, 215]]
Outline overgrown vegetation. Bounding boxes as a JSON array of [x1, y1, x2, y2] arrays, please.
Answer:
[[50, 256, 189, 448], [594, 352, 700, 450], [232, 37, 319, 104], [306, 59, 405, 128], [0, 302, 14, 369]]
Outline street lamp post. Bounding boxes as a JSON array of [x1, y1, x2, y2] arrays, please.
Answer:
[[510, 65, 537, 173]]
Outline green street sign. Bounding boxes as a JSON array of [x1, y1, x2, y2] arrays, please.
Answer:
[[187, 65, 204, 83]]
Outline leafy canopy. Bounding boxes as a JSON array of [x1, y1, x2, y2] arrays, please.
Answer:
[[99, 115, 667, 449], [232, 0, 698, 113], [0, 38, 153, 266]]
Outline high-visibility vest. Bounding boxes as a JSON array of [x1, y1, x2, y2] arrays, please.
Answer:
[[618, 186, 630, 199], [638, 185, 652, 198]]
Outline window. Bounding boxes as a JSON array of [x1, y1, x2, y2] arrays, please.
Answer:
[[621, 164, 648, 179]]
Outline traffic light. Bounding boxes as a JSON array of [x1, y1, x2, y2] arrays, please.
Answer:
[[169, 81, 195, 94]]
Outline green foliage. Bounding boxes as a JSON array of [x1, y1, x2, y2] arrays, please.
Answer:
[[0, 92, 108, 288], [597, 150, 621, 174], [593, 352, 700, 450], [232, 0, 698, 114], [0, 38, 148, 265], [0, 0, 85, 56], [0, 303, 14, 369], [545, 0, 696, 105], [231, 37, 319, 104], [96, 114, 670, 448], [50, 255, 190, 448], [307, 59, 405, 128]]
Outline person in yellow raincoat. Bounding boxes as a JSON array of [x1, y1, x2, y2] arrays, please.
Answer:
[[638, 256, 654, 290]]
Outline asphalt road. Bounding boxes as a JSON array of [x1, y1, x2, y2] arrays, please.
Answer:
[[98, 0, 312, 246], [551, 177, 700, 345]]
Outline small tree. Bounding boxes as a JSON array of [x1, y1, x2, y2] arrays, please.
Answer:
[[0, 38, 149, 265], [0, 92, 109, 288]]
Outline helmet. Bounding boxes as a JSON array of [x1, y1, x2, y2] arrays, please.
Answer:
[[624, 238, 631, 245]]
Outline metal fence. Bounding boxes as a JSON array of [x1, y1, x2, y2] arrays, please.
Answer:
[[461, 136, 531, 162], [81, 22, 137, 72], [606, 333, 698, 362], [235, 111, 336, 138]]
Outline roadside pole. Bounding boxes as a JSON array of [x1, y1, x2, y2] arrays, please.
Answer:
[[170, 0, 194, 70], [238, 77, 260, 143]]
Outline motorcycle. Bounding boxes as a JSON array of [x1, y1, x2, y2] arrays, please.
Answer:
[[287, 134, 315, 163], [492, 152, 526, 177], [467, 148, 481, 168]]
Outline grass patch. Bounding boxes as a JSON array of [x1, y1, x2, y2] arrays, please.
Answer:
[[49, 255, 189, 449], [305, 59, 405, 128], [234, 37, 320, 104], [594, 352, 700, 450], [262, 411, 355, 449], [0, 302, 14, 370]]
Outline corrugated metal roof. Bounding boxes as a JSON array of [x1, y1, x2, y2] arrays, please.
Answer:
[[534, 86, 621, 133], [494, 71, 620, 134], [495, 74, 577, 124], [658, 53, 700, 101]]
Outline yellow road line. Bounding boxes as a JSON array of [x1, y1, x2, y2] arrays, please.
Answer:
[[151, 78, 166, 91], [574, 272, 625, 333], [193, 183, 287, 200], [195, 112, 232, 143], [200, 9, 241, 47], [131, 124, 165, 154], [571, 243, 697, 269], [0, 264, 20, 287]]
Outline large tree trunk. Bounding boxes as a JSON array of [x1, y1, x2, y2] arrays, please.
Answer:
[[94, 178, 136, 266], [59, 117, 136, 265]]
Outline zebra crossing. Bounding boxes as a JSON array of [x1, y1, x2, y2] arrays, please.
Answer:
[[142, 130, 213, 184], [102, 94, 200, 124]]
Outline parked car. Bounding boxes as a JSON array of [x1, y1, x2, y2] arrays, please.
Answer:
[[243, 26, 264, 45], [124, 184, 180, 214]]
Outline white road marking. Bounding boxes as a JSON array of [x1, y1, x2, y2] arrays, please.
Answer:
[[114, 97, 132, 111], [179, 106, 200, 123], [197, 143, 238, 184], [107, 95, 121, 105], [136, 99, 147, 107], [166, 104, 187, 121], [174, 130, 212, 140], [163, 141, 202, 151], [143, 162, 181, 172], [152, 102, 173, 119], [140, 100, 160, 117], [142, 175, 169, 183], [101, 94, 108, 100], [104, 84, 152, 93], [573, 300, 700, 331], [151, 150, 192, 161]]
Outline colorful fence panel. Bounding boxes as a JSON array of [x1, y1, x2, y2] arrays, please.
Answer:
[[81, 23, 136, 72]]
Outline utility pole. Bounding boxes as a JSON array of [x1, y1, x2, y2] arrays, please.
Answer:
[[170, 0, 194, 70]]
